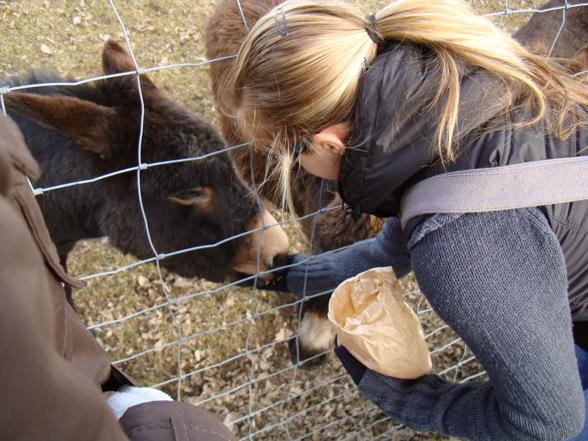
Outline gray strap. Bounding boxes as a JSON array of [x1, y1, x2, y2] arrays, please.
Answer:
[[399, 156, 588, 230]]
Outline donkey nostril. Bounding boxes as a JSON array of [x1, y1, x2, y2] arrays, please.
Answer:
[[272, 252, 288, 270]]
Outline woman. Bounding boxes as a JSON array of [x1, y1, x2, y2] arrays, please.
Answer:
[[223, 0, 588, 439]]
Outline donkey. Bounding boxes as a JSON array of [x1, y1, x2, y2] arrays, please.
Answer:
[[3, 39, 289, 308], [514, 0, 588, 61]]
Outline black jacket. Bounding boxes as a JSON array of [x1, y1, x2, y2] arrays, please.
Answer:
[[338, 42, 588, 321]]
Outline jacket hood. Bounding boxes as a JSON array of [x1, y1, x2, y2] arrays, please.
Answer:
[[337, 43, 508, 218]]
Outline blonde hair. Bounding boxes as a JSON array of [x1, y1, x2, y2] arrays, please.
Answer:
[[225, 0, 588, 213]]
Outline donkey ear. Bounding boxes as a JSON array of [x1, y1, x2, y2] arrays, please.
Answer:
[[4, 92, 117, 159], [102, 39, 157, 90]]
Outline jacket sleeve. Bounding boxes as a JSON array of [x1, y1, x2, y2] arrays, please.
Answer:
[[119, 401, 237, 441], [0, 198, 132, 441], [0, 114, 237, 441], [0, 115, 130, 441], [284, 217, 411, 297], [344, 209, 584, 440]]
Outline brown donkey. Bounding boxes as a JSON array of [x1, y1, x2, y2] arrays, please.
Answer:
[[3, 39, 289, 308]]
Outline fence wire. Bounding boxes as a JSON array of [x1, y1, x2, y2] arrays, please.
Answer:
[[1, 0, 586, 440]]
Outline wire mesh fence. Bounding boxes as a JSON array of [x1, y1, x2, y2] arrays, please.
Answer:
[[1, 0, 587, 439]]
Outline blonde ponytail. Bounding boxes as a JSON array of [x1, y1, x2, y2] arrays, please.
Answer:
[[373, 0, 587, 159]]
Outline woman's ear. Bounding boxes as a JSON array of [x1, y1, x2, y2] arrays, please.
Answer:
[[312, 121, 351, 156]]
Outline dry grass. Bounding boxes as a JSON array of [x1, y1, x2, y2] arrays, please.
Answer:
[[0, 0, 556, 440]]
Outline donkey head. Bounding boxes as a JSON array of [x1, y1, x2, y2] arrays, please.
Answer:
[[4, 39, 288, 283]]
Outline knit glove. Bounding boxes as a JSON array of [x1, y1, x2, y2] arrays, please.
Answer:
[[334, 345, 367, 386]]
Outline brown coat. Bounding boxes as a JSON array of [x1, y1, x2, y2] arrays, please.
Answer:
[[0, 114, 236, 441]]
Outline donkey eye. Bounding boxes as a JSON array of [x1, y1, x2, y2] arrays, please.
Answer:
[[169, 186, 214, 207], [174, 189, 207, 200]]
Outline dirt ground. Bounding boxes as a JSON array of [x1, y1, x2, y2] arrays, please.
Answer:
[[0, 0, 575, 440]]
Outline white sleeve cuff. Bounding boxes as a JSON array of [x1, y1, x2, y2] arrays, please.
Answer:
[[106, 385, 173, 419]]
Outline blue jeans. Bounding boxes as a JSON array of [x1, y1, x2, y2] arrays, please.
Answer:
[[569, 345, 588, 440]]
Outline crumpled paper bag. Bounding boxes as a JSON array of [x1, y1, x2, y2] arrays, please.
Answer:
[[328, 267, 432, 379]]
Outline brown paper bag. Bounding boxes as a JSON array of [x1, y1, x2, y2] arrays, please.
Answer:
[[328, 267, 432, 379]]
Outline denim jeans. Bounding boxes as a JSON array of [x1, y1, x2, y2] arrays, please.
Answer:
[[569, 345, 588, 440]]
